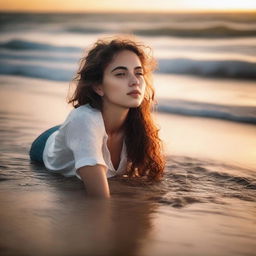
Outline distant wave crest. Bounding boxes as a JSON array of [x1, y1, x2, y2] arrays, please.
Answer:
[[61, 24, 256, 38], [158, 58, 256, 80], [135, 25, 256, 38], [0, 61, 74, 81], [0, 39, 81, 52], [157, 99, 256, 124], [1, 39, 256, 80]]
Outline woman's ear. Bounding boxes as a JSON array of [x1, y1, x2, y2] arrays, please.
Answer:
[[93, 85, 104, 97]]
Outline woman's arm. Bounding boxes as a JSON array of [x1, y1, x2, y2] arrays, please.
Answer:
[[77, 165, 110, 198]]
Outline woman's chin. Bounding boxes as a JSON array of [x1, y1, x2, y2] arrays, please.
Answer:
[[127, 101, 142, 108]]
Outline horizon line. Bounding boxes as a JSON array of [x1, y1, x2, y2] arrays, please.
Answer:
[[0, 9, 256, 14]]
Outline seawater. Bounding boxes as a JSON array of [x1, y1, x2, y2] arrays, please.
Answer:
[[0, 11, 256, 124]]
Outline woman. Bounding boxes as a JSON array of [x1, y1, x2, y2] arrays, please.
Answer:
[[29, 35, 165, 198]]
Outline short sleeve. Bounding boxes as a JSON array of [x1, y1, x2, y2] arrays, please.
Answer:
[[65, 111, 107, 171]]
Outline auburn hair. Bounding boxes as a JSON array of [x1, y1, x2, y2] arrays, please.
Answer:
[[67, 35, 165, 181]]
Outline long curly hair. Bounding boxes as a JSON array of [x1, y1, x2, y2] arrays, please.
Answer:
[[67, 35, 165, 181]]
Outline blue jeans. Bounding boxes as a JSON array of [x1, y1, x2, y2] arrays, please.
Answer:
[[29, 125, 61, 164]]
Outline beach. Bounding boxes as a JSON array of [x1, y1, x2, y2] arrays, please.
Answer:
[[0, 75, 255, 256], [0, 11, 256, 256]]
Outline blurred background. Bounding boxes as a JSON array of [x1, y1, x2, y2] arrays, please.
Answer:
[[0, 1, 256, 167]]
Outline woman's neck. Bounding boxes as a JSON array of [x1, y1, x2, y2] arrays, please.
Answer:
[[102, 103, 129, 136]]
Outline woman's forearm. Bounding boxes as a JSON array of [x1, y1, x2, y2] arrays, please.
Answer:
[[77, 165, 110, 198]]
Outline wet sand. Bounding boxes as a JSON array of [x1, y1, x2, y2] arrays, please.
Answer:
[[0, 75, 256, 256]]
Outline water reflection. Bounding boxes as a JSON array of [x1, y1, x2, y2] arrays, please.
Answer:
[[0, 187, 157, 256]]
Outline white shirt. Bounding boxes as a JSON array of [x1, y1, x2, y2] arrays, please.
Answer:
[[43, 104, 128, 180]]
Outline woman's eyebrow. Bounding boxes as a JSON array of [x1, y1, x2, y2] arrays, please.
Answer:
[[111, 66, 142, 72]]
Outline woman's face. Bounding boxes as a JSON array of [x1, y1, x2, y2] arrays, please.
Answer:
[[95, 50, 146, 109]]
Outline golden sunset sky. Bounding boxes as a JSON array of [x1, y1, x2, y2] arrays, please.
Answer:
[[0, 0, 255, 12]]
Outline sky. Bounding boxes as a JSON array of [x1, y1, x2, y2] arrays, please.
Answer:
[[0, 0, 256, 12]]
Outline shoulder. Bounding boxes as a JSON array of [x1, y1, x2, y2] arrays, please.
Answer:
[[65, 104, 105, 132], [69, 104, 101, 122]]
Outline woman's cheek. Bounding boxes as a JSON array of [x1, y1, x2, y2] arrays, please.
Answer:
[[106, 77, 122, 90]]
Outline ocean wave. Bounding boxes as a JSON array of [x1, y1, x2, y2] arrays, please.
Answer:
[[1, 57, 255, 80], [157, 99, 256, 124], [0, 61, 74, 81], [135, 25, 256, 38], [64, 26, 107, 34], [60, 24, 256, 38], [0, 52, 79, 63], [158, 58, 256, 80], [1, 56, 256, 84], [1, 39, 256, 80], [0, 39, 81, 52]]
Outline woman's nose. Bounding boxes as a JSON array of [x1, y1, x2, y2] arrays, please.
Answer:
[[129, 74, 140, 86]]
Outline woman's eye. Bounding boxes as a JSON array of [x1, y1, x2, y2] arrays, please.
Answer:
[[115, 72, 144, 77]]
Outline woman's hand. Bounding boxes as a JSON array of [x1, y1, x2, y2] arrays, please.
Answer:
[[77, 165, 110, 198]]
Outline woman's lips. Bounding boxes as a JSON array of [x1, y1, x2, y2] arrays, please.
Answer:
[[127, 90, 141, 98], [128, 93, 140, 98]]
